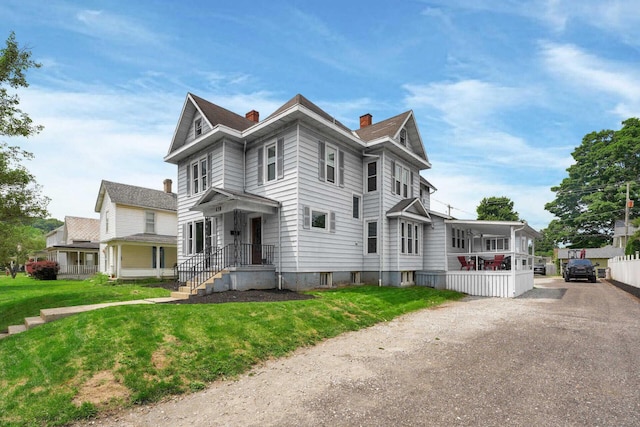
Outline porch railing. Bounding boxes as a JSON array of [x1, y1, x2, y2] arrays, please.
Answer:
[[175, 243, 274, 292], [57, 265, 98, 277]]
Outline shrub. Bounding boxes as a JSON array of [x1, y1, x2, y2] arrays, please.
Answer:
[[28, 261, 60, 280]]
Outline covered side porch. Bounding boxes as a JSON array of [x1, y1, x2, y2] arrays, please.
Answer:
[[103, 234, 177, 280], [47, 243, 99, 279], [444, 220, 540, 298]]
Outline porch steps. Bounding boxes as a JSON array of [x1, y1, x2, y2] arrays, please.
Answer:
[[171, 271, 229, 299], [0, 297, 180, 340]]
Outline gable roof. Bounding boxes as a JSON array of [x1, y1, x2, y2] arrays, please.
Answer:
[[265, 94, 352, 133], [63, 216, 100, 243], [95, 180, 177, 212], [166, 93, 430, 168], [190, 93, 256, 132], [386, 198, 431, 223], [355, 111, 411, 142]]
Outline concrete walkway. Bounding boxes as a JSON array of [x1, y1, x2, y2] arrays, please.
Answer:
[[0, 297, 179, 340]]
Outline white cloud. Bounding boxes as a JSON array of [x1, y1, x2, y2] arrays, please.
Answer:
[[74, 9, 167, 45], [424, 167, 555, 231], [403, 80, 530, 128], [540, 42, 640, 118]]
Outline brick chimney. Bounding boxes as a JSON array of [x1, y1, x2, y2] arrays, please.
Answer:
[[360, 113, 372, 128], [163, 179, 173, 193], [246, 110, 259, 123]]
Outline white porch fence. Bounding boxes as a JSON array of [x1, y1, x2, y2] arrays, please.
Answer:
[[446, 270, 533, 298], [608, 254, 640, 288]]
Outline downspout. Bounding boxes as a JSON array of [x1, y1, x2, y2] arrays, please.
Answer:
[[243, 140, 247, 192], [278, 204, 282, 290], [379, 151, 385, 286]]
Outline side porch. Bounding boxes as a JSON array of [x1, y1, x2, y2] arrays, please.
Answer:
[[102, 234, 177, 280], [419, 220, 541, 298]]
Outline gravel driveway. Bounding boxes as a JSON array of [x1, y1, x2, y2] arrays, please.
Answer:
[[78, 278, 640, 426]]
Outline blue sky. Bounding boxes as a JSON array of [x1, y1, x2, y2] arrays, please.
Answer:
[[3, 0, 640, 231]]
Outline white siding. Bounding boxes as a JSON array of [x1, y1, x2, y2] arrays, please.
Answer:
[[295, 124, 364, 273], [245, 125, 299, 271], [423, 215, 447, 270], [223, 140, 244, 191]]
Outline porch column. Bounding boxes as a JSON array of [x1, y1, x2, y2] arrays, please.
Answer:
[[117, 244, 122, 279], [155, 246, 161, 278], [77, 250, 80, 274]]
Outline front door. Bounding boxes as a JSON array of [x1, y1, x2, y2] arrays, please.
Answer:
[[251, 217, 262, 265]]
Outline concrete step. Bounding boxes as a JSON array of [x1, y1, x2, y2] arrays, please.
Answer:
[[170, 291, 192, 300], [8, 324, 27, 335], [25, 316, 46, 330], [0, 333, 8, 340]]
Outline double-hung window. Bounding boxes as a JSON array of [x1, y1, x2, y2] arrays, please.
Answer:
[[318, 141, 344, 186], [367, 161, 377, 192], [367, 221, 378, 254], [352, 195, 361, 219], [145, 211, 155, 234], [399, 128, 407, 146], [257, 137, 284, 184], [391, 160, 412, 198], [194, 118, 202, 137], [401, 221, 420, 255], [190, 156, 207, 195], [266, 144, 277, 181]]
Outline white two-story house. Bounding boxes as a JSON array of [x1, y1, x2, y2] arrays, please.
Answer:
[[166, 93, 438, 293], [95, 180, 178, 280], [166, 93, 539, 297]]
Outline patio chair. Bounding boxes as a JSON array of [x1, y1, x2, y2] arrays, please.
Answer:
[[484, 254, 505, 270], [457, 256, 475, 271]]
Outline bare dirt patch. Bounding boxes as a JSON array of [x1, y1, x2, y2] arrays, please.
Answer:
[[73, 371, 130, 407]]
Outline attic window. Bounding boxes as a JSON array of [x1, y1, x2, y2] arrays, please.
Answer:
[[399, 128, 407, 146], [195, 118, 202, 137]]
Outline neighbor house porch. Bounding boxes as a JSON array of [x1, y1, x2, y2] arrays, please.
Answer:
[[47, 243, 99, 279], [102, 234, 177, 280]]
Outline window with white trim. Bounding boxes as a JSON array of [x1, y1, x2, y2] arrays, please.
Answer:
[[399, 128, 407, 146], [266, 143, 276, 181], [303, 206, 335, 233], [257, 137, 284, 185], [152, 246, 165, 268], [391, 160, 413, 198], [367, 221, 378, 254], [191, 157, 207, 195], [352, 195, 361, 219], [367, 161, 377, 192], [452, 227, 465, 249], [145, 211, 155, 234], [184, 218, 216, 255], [401, 221, 420, 255], [318, 141, 344, 186], [194, 118, 202, 137]]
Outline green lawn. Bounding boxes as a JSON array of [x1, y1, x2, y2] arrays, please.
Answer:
[[0, 281, 464, 427], [0, 274, 171, 331]]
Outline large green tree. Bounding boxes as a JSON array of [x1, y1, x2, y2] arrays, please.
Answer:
[[476, 196, 520, 221], [0, 31, 48, 267], [545, 118, 640, 248]]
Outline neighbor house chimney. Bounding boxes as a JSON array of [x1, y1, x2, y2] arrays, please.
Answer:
[[360, 113, 372, 128], [246, 110, 260, 122], [163, 179, 172, 193]]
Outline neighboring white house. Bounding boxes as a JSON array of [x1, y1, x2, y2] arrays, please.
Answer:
[[165, 93, 539, 297], [45, 216, 100, 278], [94, 180, 178, 280]]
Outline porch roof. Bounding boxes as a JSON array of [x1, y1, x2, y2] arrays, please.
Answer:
[[47, 242, 100, 251], [386, 198, 432, 223], [102, 233, 177, 246], [445, 219, 541, 238], [190, 187, 280, 216]]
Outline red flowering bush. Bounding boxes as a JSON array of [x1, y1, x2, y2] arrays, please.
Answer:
[[26, 261, 60, 280]]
